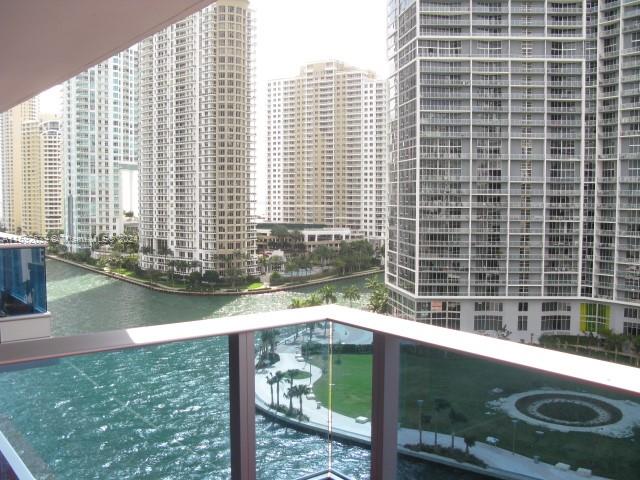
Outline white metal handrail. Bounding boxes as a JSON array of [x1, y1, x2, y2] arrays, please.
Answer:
[[0, 305, 638, 395]]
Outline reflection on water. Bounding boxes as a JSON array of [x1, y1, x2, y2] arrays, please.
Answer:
[[0, 260, 487, 479]]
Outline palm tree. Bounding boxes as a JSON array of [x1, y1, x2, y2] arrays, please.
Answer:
[[288, 297, 305, 309], [448, 409, 468, 448], [342, 285, 360, 306], [258, 255, 268, 274], [463, 435, 476, 454], [433, 398, 451, 446], [319, 285, 337, 304], [259, 330, 277, 363], [366, 277, 382, 291], [284, 369, 298, 413], [274, 371, 285, 409], [633, 336, 640, 367], [305, 293, 322, 307], [288, 384, 311, 417], [266, 374, 278, 406], [368, 284, 389, 314]]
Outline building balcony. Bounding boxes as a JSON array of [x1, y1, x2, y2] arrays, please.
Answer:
[[0, 305, 638, 480]]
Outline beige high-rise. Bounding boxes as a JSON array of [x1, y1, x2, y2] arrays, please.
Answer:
[[21, 119, 45, 235], [0, 98, 38, 233], [267, 61, 387, 242]]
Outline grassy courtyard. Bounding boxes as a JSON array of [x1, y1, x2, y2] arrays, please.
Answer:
[[310, 347, 640, 479]]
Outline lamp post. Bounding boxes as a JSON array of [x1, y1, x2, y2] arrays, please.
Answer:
[[511, 419, 518, 454], [417, 399, 425, 446]]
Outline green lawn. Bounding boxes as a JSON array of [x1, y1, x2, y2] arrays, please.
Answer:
[[247, 282, 265, 290], [311, 354, 372, 418], [111, 267, 136, 277], [310, 348, 640, 479], [289, 369, 311, 380]]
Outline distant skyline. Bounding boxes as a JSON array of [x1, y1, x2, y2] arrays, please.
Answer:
[[38, 0, 388, 216]]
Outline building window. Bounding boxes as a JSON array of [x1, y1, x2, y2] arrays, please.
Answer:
[[517, 315, 528, 331], [474, 301, 503, 312], [474, 315, 503, 331], [518, 302, 528, 312], [541, 315, 571, 331], [623, 321, 640, 336]]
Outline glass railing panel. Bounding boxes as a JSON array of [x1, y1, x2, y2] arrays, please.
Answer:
[[0, 336, 231, 479], [255, 321, 373, 480], [396, 341, 640, 479], [325, 322, 372, 477], [255, 322, 331, 479]]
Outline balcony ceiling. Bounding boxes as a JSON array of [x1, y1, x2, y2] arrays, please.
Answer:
[[0, 0, 215, 112]]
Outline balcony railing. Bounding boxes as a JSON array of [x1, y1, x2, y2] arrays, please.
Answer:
[[0, 305, 639, 480]]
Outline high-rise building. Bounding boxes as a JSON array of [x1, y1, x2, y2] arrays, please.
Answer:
[[63, 48, 138, 250], [0, 98, 38, 233], [139, 0, 256, 277], [41, 117, 63, 234], [21, 118, 45, 235], [387, 0, 640, 339], [266, 62, 387, 243]]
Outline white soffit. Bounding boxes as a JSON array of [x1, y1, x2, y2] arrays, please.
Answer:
[[0, 0, 215, 112]]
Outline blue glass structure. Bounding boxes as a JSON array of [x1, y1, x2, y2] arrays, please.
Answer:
[[0, 235, 47, 317]]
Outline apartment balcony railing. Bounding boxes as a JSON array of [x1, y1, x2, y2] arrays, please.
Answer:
[[0, 306, 639, 480]]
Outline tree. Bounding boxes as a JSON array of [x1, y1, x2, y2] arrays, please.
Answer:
[[288, 384, 311, 418], [368, 280, 389, 314], [313, 245, 333, 267], [448, 409, 468, 448], [289, 297, 305, 309], [633, 336, 640, 367], [433, 398, 451, 446], [319, 285, 337, 304], [285, 257, 299, 275], [305, 293, 323, 307], [273, 371, 285, 409], [266, 374, 278, 406], [342, 285, 361, 306], [187, 271, 202, 289], [203, 270, 219, 284], [258, 255, 268, 274], [284, 369, 298, 412], [463, 435, 476, 454], [225, 267, 243, 289]]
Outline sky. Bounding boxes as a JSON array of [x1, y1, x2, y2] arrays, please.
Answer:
[[39, 0, 389, 216]]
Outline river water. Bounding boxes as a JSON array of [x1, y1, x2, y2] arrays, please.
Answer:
[[0, 260, 486, 479]]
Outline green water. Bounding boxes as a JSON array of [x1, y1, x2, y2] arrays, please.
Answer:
[[0, 260, 486, 479], [46, 260, 377, 336]]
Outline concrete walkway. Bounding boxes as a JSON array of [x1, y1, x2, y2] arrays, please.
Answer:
[[256, 344, 607, 480]]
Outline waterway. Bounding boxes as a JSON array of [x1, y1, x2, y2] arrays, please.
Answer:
[[0, 260, 486, 479]]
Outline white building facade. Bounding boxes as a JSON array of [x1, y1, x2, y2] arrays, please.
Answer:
[[266, 62, 387, 243], [41, 117, 63, 234], [63, 48, 138, 250], [387, 0, 640, 340], [138, 0, 257, 277]]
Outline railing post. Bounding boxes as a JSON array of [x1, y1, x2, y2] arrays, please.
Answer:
[[370, 332, 400, 479], [229, 332, 256, 480]]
